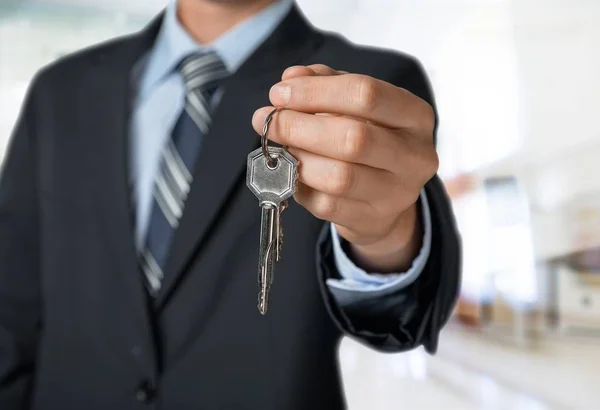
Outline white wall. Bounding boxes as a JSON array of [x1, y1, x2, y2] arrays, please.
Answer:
[[508, 0, 600, 259]]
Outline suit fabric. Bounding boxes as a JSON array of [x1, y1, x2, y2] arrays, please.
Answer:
[[0, 6, 461, 410]]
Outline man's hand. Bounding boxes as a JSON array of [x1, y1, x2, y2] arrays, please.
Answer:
[[252, 65, 438, 273]]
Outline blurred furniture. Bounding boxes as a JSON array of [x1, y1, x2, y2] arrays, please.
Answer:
[[455, 297, 482, 326], [555, 264, 600, 335]]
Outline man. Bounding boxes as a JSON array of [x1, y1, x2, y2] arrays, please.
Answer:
[[0, 0, 460, 408]]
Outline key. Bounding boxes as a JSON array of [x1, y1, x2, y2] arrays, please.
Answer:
[[247, 146, 298, 315]]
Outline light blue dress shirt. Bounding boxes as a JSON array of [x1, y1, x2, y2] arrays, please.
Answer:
[[131, 0, 432, 305]]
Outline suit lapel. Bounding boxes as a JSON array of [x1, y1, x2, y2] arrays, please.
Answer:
[[155, 6, 323, 307], [85, 16, 163, 371]]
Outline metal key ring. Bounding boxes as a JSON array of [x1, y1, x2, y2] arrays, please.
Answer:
[[261, 107, 281, 168]]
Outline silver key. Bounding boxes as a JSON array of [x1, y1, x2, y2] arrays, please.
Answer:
[[247, 146, 298, 315]]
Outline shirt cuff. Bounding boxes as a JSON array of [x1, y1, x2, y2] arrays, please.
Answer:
[[325, 189, 432, 300]]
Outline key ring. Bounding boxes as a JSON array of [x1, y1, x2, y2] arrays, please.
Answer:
[[261, 107, 281, 169]]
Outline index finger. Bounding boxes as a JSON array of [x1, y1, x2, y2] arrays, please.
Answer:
[[269, 74, 433, 132]]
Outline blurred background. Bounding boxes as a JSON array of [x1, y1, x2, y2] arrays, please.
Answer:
[[1, 0, 599, 409]]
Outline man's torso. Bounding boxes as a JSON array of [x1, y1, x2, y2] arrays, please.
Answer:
[[29, 10, 426, 409]]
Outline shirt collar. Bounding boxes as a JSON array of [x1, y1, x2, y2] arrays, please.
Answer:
[[140, 0, 293, 95]]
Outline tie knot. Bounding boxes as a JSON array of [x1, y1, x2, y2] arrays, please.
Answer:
[[179, 51, 229, 95]]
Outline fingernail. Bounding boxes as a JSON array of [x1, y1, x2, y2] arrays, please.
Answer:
[[270, 83, 291, 106]]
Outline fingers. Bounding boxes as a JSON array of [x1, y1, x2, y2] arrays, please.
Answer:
[[289, 147, 396, 200], [269, 74, 434, 134], [294, 184, 392, 243], [252, 107, 402, 171], [252, 65, 437, 252], [282, 64, 343, 81]]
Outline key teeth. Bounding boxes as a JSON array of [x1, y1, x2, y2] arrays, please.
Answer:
[[278, 229, 283, 260]]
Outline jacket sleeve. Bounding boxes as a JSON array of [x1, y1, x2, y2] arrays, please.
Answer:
[[315, 57, 461, 354], [0, 76, 43, 408]]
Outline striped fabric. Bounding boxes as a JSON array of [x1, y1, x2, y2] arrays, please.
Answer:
[[141, 52, 228, 297]]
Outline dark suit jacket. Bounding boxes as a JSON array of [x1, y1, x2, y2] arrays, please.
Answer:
[[0, 5, 461, 410]]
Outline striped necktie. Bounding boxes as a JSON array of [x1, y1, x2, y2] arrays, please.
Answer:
[[141, 51, 228, 297]]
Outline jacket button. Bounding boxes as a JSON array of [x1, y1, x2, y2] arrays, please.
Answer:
[[135, 380, 157, 404]]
